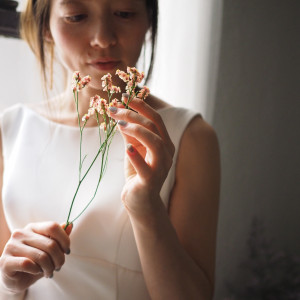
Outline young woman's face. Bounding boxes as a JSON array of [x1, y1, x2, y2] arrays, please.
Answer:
[[49, 0, 149, 84]]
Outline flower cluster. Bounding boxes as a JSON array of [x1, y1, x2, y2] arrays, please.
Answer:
[[101, 73, 121, 94], [137, 86, 150, 100], [72, 71, 91, 92], [65, 67, 150, 228], [82, 95, 107, 122]]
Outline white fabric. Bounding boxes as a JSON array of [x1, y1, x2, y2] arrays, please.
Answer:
[[1, 103, 199, 300]]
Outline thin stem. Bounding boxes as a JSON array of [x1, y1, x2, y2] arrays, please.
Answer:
[[69, 125, 116, 224]]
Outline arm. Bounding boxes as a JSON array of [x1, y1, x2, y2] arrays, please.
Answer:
[[110, 100, 220, 299], [0, 130, 11, 256], [129, 117, 219, 300], [0, 128, 26, 299], [0, 126, 72, 299]]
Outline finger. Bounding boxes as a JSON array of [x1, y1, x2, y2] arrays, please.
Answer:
[[61, 223, 73, 236], [108, 106, 161, 137], [27, 222, 71, 254], [2, 256, 42, 278], [126, 144, 152, 179], [123, 95, 173, 146], [23, 233, 66, 272], [7, 241, 55, 278], [118, 121, 170, 167]]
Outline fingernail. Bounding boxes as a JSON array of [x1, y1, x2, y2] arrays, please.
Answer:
[[66, 248, 71, 255], [122, 93, 129, 99], [108, 106, 118, 114], [118, 120, 127, 127], [50, 274, 54, 279], [55, 267, 61, 272], [127, 144, 135, 154]]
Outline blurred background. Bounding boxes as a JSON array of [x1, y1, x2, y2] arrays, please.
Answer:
[[1, 0, 299, 298]]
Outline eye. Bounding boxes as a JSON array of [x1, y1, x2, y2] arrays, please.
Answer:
[[64, 14, 87, 23], [115, 11, 135, 19]]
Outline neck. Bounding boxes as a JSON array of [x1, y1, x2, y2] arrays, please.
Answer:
[[61, 74, 126, 127]]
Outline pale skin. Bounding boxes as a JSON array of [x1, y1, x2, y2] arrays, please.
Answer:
[[0, 0, 220, 299]]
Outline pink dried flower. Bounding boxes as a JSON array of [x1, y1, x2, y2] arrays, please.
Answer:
[[100, 122, 107, 131], [72, 71, 91, 92], [127, 67, 144, 83], [137, 86, 150, 100], [101, 73, 120, 94], [101, 73, 113, 92], [93, 98, 108, 115], [73, 71, 81, 82], [82, 114, 90, 122], [111, 86, 121, 93], [109, 98, 119, 107], [81, 75, 91, 88], [90, 95, 100, 108], [116, 69, 130, 82], [88, 107, 96, 116]]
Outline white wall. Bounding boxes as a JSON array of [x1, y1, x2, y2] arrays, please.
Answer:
[[151, 0, 223, 121], [0, 37, 44, 110]]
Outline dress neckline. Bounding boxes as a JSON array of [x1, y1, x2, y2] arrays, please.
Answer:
[[20, 102, 174, 131]]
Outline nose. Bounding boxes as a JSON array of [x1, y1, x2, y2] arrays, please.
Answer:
[[90, 17, 117, 49]]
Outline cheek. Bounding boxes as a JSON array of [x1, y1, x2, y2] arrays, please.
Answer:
[[50, 22, 84, 68], [124, 26, 149, 63], [52, 26, 74, 53]]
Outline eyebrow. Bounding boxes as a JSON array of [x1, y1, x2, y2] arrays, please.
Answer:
[[59, 0, 81, 5], [59, 0, 144, 7]]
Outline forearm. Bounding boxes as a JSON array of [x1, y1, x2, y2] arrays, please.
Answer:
[[128, 197, 213, 300]]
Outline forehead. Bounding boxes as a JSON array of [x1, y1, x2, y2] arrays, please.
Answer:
[[58, 0, 145, 6]]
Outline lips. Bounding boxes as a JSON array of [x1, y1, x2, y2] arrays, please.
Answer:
[[88, 58, 120, 71]]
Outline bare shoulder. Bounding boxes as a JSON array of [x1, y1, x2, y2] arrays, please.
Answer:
[[181, 116, 219, 154], [172, 116, 220, 208], [169, 116, 220, 287]]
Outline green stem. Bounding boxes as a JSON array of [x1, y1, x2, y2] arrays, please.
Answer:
[[68, 124, 117, 224], [65, 123, 117, 226]]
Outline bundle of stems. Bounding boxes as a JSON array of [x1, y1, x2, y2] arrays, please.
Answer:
[[64, 67, 150, 229]]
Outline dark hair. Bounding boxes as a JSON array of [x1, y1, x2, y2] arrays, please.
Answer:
[[20, 0, 158, 90], [145, 0, 158, 83]]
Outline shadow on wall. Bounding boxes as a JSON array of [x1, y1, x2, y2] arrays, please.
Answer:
[[225, 218, 300, 299], [212, 0, 300, 299]]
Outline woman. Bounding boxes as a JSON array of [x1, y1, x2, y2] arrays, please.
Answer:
[[0, 0, 220, 299]]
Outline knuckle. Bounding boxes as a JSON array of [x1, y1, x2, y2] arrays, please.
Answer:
[[145, 120, 156, 132], [46, 239, 58, 252], [20, 258, 32, 271], [134, 125, 144, 136], [11, 229, 24, 240], [153, 136, 164, 150], [36, 251, 49, 265], [4, 242, 15, 254], [47, 221, 60, 235]]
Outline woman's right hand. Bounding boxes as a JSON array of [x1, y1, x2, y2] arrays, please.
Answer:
[[0, 221, 72, 294]]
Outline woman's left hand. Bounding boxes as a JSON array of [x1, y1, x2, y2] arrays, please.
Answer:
[[109, 97, 175, 218]]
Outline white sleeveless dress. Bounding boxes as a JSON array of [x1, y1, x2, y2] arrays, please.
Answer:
[[1, 103, 199, 300]]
